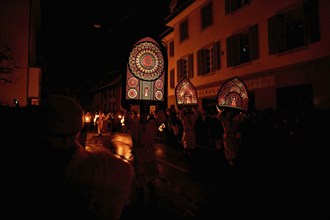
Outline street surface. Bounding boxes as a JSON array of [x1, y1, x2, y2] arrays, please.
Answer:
[[85, 131, 329, 220], [85, 131, 228, 219]]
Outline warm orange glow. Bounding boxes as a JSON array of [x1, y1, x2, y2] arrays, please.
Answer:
[[158, 123, 165, 132], [84, 112, 92, 123], [93, 23, 101, 28], [85, 145, 93, 152]]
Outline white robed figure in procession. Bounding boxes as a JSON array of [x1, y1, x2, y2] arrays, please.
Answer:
[[95, 112, 110, 136]]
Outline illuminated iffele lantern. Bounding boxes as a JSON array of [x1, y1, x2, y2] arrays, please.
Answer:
[[216, 76, 249, 112], [125, 37, 166, 104], [175, 76, 198, 108]]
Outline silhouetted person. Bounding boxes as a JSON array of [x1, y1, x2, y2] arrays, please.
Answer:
[[165, 108, 181, 149], [129, 105, 166, 213], [34, 95, 134, 220], [218, 108, 245, 166]]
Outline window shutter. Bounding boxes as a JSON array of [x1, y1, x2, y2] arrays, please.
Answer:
[[232, 36, 240, 66], [267, 15, 283, 55], [188, 53, 194, 78], [226, 37, 233, 67], [303, 0, 320, 43], [197, 49, 203, 75], [249, 24, 259, 60], [180, 20, 189, 42], [170, 69, 174, 88], [201, 2, 213, 29], [177, 59, 184, 81], [213, 41, 221, 70], [169, 41, 174, 57], [268, 15, 277, 55], [225, 0, 231, 14]]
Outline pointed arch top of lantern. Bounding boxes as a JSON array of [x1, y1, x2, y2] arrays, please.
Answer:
[[216, 76, 249, 112], [175, 75, 198, 108]]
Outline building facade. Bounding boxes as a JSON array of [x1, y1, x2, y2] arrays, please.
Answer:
[[0, 0, 42, 107], [162, 0, 330, 112], [87, 70, 124, 115]]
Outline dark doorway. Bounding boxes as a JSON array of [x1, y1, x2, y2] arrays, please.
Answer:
[[248, 91, 255, 111], [276, 84, 313, 112]]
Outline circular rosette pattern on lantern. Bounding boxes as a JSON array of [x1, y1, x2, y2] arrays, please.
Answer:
[[155, 79, 163, 90], [155, 90, 163, 100], [127, 88, 138, 99], [128, 41, 164, 81], [128, 77, 138, 88]]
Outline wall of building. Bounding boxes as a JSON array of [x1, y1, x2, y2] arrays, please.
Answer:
[[0, 0, 30, 106], [164, 0, 330, 111], [88, 73, 124, 115], [0, 0, 41, 107]]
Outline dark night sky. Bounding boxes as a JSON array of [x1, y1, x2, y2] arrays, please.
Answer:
[[41, 0, 172, 93]]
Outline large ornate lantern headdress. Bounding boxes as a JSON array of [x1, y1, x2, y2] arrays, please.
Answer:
[[124, 37, 167, 106], [216, 76, 249, 112], [175, 75, 198, 109]]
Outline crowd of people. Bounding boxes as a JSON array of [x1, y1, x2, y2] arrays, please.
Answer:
[[163, 106, 244, 166], [2, 95, 328, 219]]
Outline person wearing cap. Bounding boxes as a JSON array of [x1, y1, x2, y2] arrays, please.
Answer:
[[38, 95, 135, 220]]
